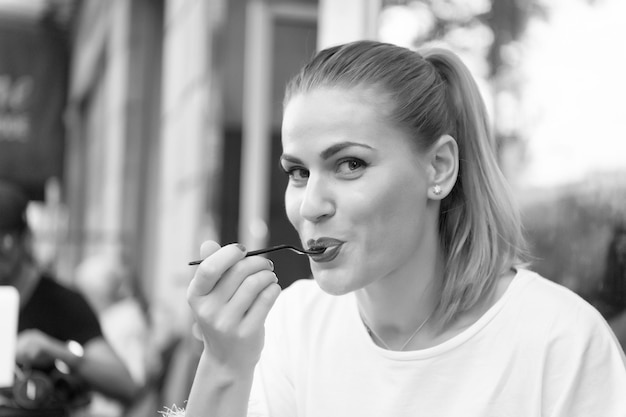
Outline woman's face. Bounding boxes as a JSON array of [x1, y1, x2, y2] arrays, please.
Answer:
[[281, 87, 439, 295]]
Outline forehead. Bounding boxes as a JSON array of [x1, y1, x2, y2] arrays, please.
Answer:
[[280, 88, 426, 168], [282, 87, 399, 144]]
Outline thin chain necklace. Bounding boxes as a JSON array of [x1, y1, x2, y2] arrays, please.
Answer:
[[360, 308, 435, 351]]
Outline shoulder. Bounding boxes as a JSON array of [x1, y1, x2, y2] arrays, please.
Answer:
[[514, 269, 604, 322], [38, 274, 84, 299], [511, 269, 622, 354], [512, 272, 626, 413], [21, 274, 103, 343], [42, 274, 98, 313], [28, 274, 84, 309]]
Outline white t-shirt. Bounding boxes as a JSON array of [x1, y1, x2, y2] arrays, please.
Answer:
[[249, 269, 626, 416]]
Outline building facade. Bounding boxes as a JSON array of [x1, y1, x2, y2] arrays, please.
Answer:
[[62, 0, 379, 357]]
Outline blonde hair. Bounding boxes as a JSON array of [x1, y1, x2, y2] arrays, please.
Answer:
[[285, 40, 527, 326]]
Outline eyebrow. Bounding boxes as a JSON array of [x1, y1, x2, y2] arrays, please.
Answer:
[[280, 141, 373, 164]]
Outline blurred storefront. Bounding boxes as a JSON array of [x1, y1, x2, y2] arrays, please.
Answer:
[[57, 0, 379, 408], [0, 0, 381, 335], [58, 0, 383, 327], [0, 14, 68, 201]]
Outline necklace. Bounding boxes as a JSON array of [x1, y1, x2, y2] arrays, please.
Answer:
[[360, 308, 434, 351]]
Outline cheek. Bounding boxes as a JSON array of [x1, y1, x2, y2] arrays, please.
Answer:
[[284, 188, 300, 229], [357, 180, 426, 249]]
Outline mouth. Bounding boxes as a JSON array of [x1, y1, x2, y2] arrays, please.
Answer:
[[307, 237, 344, 262]]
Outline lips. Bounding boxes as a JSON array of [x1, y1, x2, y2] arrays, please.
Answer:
[[307, 237, 344, 262]]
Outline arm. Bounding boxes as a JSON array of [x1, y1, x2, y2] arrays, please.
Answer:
[[79, 336, 140, 402], [185, 241, 281, 417], [16, 330, 139, 403]]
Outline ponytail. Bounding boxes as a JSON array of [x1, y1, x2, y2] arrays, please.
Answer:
[[424, 49, 527, 326]]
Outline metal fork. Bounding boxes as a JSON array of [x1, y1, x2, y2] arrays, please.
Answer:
[[188, 244, 325, 265]]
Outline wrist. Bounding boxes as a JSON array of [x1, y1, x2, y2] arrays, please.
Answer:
[[54, 340, 84, 374], [186, 353, 254, 417], [199, 351, 254, 387]]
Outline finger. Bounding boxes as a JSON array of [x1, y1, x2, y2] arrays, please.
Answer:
[[188, 242, 246, 296], [200, 240, 221, 260], [212, 256, 275, 303], [187, 240, 223, 296], [222, 269, 279, 323], [240, 282, 281, 332]]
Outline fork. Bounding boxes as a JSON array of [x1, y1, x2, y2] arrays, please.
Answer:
[[188, 244, 326, 265]]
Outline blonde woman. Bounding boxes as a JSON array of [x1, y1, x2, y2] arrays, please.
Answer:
[[183, 41, 626, 416]]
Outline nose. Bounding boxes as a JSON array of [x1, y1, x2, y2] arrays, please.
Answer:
[[299, 175, 335, 222]]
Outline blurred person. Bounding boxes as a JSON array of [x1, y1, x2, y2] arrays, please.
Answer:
[[74, 251, 160, 417], [0, 181, 139, 416], [182, 41, 626, 416]]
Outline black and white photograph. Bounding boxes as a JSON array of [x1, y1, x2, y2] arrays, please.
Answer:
[[1, 1, 625, 416]]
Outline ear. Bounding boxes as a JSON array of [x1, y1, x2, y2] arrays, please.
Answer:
[[426, 134, 458, 200]]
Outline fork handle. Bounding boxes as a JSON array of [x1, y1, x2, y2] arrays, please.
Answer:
[[245, 244, 291, 257], [188, 244, 292, 265]]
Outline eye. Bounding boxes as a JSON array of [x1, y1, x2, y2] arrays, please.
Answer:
[[336, 158, 366, 176], [281, 164, 310, 184], [290, 167, 310, 181]]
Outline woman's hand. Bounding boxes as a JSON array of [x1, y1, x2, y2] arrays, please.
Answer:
[[187, 241, 281, 375]]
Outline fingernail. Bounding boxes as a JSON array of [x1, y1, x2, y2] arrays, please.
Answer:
[[235, 243, 246, 253], [268, 259, 274, 271]]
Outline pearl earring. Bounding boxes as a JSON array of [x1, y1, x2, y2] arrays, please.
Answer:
[[433, 185, 442, 195]]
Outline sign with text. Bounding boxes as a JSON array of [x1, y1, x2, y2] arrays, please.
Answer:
[[0, 20, 68, 200]]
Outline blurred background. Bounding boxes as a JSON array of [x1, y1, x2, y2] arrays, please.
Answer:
[[0, 0, 624, 415]]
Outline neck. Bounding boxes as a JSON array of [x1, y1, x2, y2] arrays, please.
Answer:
[[355, 242, 443, 349]]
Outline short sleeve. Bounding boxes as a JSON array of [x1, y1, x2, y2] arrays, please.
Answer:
[[19, 275, 103, 345], [61, 289, 103, 345]]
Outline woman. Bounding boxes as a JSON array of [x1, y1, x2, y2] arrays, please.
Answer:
[[183, 41, 626, 416]]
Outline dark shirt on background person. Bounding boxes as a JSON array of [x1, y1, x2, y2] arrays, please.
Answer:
[[0, 180, 139, 416]]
